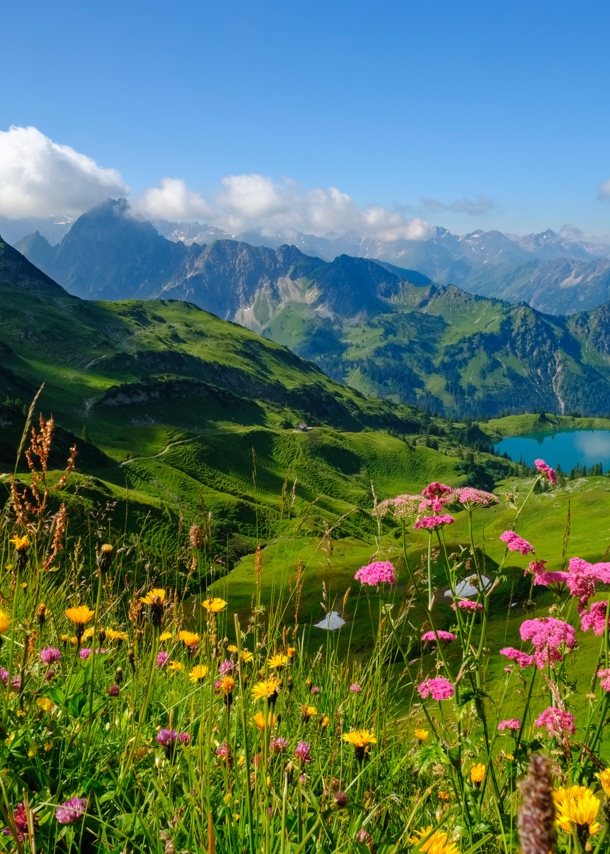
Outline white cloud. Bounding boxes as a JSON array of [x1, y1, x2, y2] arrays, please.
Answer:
[[598, 178, 610, 200], [134, 172, 431, 240], [421, 194, 496, 216], [0, 126, 127, 219], [130, 178, 213, 221]]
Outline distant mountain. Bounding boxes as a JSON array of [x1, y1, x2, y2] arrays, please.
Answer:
[[11, 205, 610, 419]]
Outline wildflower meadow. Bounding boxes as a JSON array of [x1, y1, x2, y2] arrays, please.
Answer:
[[2, 415, 610, 853]]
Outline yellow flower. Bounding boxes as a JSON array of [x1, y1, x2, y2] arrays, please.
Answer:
[[36, 697, 54, 713], [241, 650, 254, 663], [105, 629, 128, 642], [168, 660, 183, 675], [251, 678, 281, 701], [189, 664, 209, 683], [408, 826, 459, 854], [159, 631, 172, 642], [414, 728, 429, 742], [202, 597, 227, 613], [253, 711, 277, 730], [65, 605, 94, 625], [44, 741, 53, 752], [140, 588, 166, 605], [10, 534, 30, 552], [470, 763, 486, 785], [268, 653, 288, 669], [597, 769, 610, 797], [300, 705, 317, 719], [0, 609, 10, 633], [438, 791, 451, 802], [82, 627, 95, 641], [227, 644, 238, 654], [342, 729, 377, 748], [179, 630, 200, 648], [554, 785, 600, 837], [28, 746, 37, 758], [220, 675, 235, 694], [505, 753, 514, 761], [287, 647, 296, 658], [320, 715, 330, 728]]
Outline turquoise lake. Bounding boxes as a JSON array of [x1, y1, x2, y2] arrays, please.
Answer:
[[495, 430, 610, 473]]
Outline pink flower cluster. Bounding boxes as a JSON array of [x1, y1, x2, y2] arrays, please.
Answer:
[[534, 458, 557, 485], [453, 487, 499, 509], [535, 706, 576, 738], [597, 668, 610, 692], [497, 718, 520, 732], [373, 494, 422, 520], [419, 482, 454, 514], [2, 803, 28, 842], [55, 798, 87, 825], [499, 530, 535, 555], [421, 630, 456, 643], [581, 602, 609, 636], [414, 514, 455, 531], [354, 561, 396, 587], [500, 647, 535, 669], [417, 677, 455, 701], [519, 617, 576, 668], [527, 559, 569, 587], [451, 600, 483, 612]]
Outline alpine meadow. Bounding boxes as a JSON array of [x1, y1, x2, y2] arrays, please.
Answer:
[[3, 4, 610, 853]]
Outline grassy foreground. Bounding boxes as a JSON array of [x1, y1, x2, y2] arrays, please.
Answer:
[[3, 419, 610, 853]]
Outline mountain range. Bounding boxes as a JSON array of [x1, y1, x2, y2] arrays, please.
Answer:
[[8, 198, 610, 419]]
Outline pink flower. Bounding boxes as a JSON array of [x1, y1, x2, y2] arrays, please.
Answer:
[[454, 487, 500, 509], [79, 648, 106, 661], [417, 677, 455, 701], [349, 683, 362, 693], [535, 707, 575, 738], [519, 617, 575, 668], [40, 647, 61, 664], [566, 557, 597, 605], [534, 459, 557, 485], [497, 718, 521, 732], [2, 803, 29, 842], [354, 561, 396, 586], [55, 797, 87, 824], [219, 659, 235, 675], [500, 531, 535, 555], [0, 668, 21, 689], [295, 740, 312, 764], [270, 736, 288, 753], [215, 742, 232, 765], [356, 829, 372, 844], [414, 514, 455, 531], [527, 559, 569, 587], [421, 630, 456, 643], [580, 601, 609, 636], [500, 647, 535, 669], [451, 600, 483, 611], [597, 668, 610, 692], [372, 494, 421, 520], [156, 651, 169, 668], [422, 482, 453, 501]]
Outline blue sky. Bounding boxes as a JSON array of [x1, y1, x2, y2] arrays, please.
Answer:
[[1, 0, 610, 238]]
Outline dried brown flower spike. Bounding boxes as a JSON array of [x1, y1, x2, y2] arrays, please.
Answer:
[[518, 754, 557, 854]]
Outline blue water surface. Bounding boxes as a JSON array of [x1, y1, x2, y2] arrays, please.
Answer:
[[495, 430, 610, 473]]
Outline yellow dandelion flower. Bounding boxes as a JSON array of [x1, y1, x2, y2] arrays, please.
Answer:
[[227, 644, 238, 654], [343, 729, 377, 748], [36, 697, 54, 713], [268, 653, 288, 669], [168, 660, 183, 675], [44, 741, 53, 752], [320, 715, 330, 727], [241, 650, 254, 663], [438, 791, 451, 802], [105, 629, 128, 642], [253, 711, 277, 730], [470, 763, 486, 785], [251, 678, 281, 701], [220, 675, 235, 694], [414, 728, 429, 742], [597, 769, 610, 797], [202, 597, 227, 613], [10, 534, 30, 552], [300, 705, 317, 719], [505, 753, 514, 761], [554, 785, 600, 837], [65, 605, 94, 625], [159, 631, 172, 642], [82, 627, 95, 641], [408, 826, 459, 854], [0, 609, 10, 633], [28, 746, 37, 757], [287, 647, 296, 658], [179, 630, 200, 648], [189, 664, 209, 683], [140, 588, 166, 605]]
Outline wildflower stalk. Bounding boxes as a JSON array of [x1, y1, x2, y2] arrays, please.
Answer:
[[123, 623, 159, 777], [234, 614, 255, 854], [85, 561, 105, 744]]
